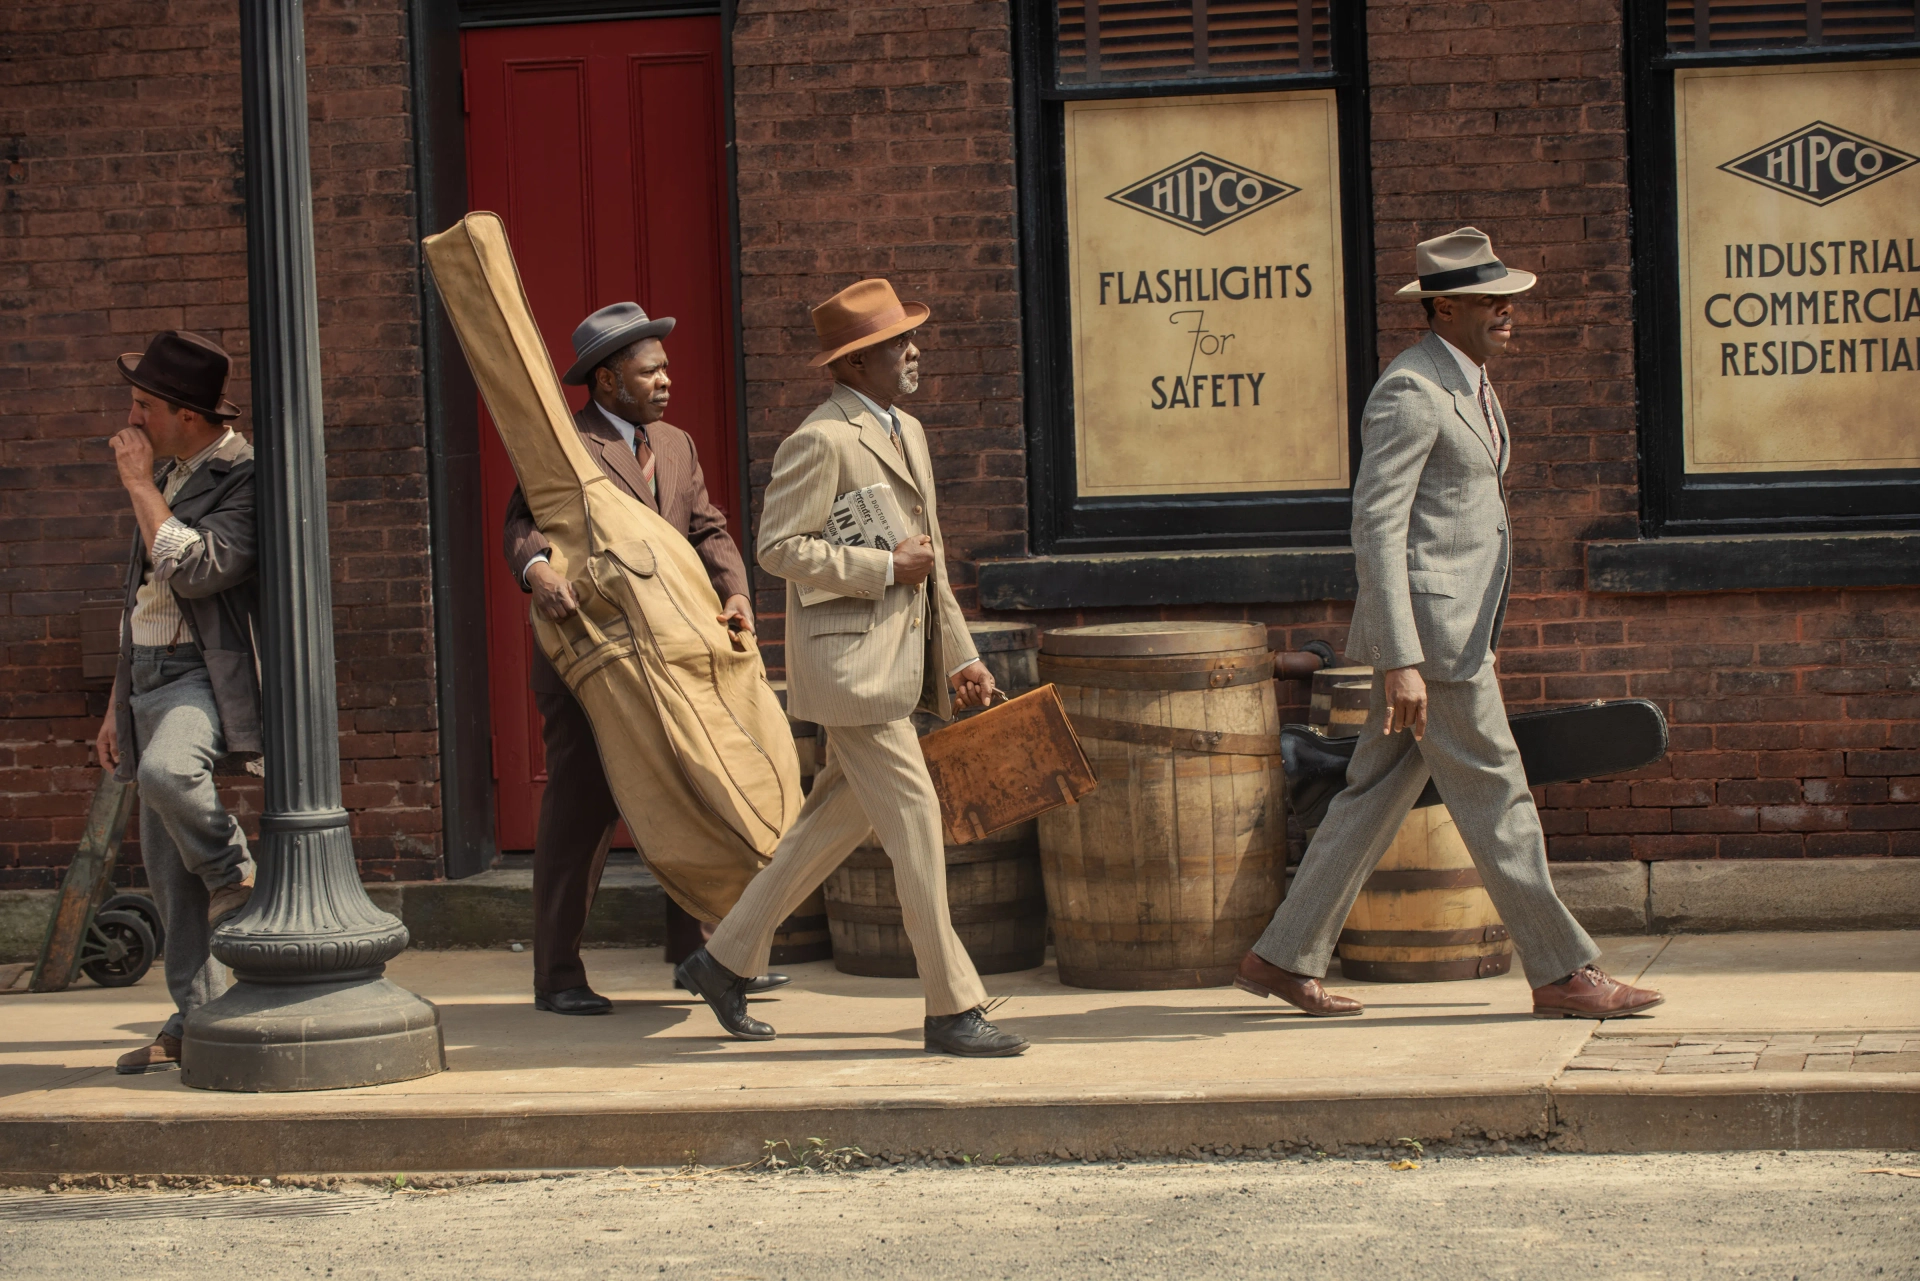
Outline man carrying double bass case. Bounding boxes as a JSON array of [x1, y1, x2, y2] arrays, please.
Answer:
[[504, 302, 784, 1015], [1235, 229, 1664, 1021]]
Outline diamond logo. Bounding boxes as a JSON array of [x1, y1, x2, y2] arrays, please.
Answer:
[[1108, 153, 1299, 235], [1719, 121, 1917, 206]]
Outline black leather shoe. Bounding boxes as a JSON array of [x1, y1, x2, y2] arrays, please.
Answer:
[[674, 947, 775, 1041], [925, 1006, 1027, 1057], [534, 985, 612, 1015], [675, 971, 791, 995]]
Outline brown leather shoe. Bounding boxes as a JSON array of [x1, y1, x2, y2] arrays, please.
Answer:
[[207, 878, 253, 928], [115, 1033, 182, 1075], [1233, 951, 1364, 1017], [1532, 965, 1664, 1019]]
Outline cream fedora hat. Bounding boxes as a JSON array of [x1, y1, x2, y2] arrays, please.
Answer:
[[1395, 226, 1537, 297]]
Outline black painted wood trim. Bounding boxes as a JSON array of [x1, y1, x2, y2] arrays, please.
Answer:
[[411, 0, 498, 878], [1624, 0, 1920, 536], [1586, 533, 1920, 593], [978, 548, 1357, 610], [1010, 0, 1374, 555]]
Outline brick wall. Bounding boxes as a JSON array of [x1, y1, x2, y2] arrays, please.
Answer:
[[1365, 0, 1919, 858], [0, 0, 439, 890], [730, 0, 1025, 674]]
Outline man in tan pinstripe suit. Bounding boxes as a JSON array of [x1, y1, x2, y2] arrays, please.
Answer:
[[677, 279, 1028, 1057]]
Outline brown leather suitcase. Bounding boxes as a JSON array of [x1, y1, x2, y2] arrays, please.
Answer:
[[919, 684, 1098, 845]]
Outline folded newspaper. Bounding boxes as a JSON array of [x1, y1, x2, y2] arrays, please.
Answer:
[[823, 483, 909, 552]]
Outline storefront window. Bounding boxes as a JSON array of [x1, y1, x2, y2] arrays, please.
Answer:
[[1631, 1, 1920, 533], [1054, 0, 1329, 84], [1014, 0, 1370, 554]]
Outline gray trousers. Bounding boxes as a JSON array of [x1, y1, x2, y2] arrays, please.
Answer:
[[128, 647, 255, 1038], [1254, 662, 1598, 989]]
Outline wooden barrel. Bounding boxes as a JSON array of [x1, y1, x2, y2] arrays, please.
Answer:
[[1036, 621, 1284, 989], [968, 620, 1040, 695], [822, 823, 1046, 977], [1308, 665, 1374, 738], [1334, 805, 1512, 982]]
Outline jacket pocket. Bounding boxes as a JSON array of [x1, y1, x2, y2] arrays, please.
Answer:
[[800, 601, 877, 636], [1406, 569, 1459, 598]]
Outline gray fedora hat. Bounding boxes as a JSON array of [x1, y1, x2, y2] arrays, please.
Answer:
[[1394, 226, 1536, 298], [561, 301, 676, 385]]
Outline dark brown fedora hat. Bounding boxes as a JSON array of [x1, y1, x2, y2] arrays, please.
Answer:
[[117, 330, 240, 421]]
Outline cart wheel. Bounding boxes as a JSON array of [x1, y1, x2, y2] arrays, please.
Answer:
[[99, 893, 165, 957], [79, 909, 156, 988]]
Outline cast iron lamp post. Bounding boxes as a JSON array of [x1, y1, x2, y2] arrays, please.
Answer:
[[181, 0, 444, 1091]]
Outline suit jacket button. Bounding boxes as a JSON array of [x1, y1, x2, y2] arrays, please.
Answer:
[[911, 618, 920, 630], [913, 505, 923, 515]]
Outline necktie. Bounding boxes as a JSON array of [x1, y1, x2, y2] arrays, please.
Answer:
[[1477, 369, 1501, 463], [887, 410, 906, 460], [630, 427, 657, 498]]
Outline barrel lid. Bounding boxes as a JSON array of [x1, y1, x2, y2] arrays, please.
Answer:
[[1040, 621, 1269, 657], [1311, 665, 1373, 689], [967, 620, 1039, 653]]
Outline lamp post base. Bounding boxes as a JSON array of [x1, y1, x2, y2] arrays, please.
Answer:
[[181, 975, 445, 1092]]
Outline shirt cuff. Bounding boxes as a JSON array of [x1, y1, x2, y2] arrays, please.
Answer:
[[520, 552, 550, 587], [883, 556, 894, 588], [948, 659, 977, 678], [149, 517, 202, 581]]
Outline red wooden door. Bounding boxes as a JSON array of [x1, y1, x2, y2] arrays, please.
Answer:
[[463, 18, 740, 849]]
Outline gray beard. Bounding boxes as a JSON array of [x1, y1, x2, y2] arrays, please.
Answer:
[[613, 384, 645, 416], [896, 367, 920, 398]]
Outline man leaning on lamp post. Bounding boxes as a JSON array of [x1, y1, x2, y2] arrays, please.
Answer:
[[1234, 228, 1664, 1021], [97, 331, 262, 1075], [675, 279, 1027, 1057]]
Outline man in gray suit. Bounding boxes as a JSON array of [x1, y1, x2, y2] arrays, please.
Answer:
[[1236, 228, 1663, 1021]]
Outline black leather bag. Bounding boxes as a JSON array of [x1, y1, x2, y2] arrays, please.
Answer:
[[1282, 698, 1669, 830]]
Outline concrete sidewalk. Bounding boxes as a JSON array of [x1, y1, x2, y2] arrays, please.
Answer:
[[2, 932, 1914, 1178]]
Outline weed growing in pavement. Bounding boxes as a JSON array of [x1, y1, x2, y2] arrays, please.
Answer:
[[752, 1138, 868, 1174]]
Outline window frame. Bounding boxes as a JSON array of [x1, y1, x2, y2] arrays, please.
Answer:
[[1626, 1, 1920, 536], [1011, 0, 1374, 555]]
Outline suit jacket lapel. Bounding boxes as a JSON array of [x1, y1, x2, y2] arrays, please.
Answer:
[[1423, 333, 1500, 472], [833, 386, 920, 496], [897, 411, 934, 503], [577, 405, 658, 511]]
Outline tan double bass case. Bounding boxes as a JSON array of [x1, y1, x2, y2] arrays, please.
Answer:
[[422, 213, 801, 920]]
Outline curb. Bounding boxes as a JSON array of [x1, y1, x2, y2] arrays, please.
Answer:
[[4, 1076, 1913, 1179]]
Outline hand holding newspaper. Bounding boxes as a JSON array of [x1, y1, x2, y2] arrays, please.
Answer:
[[822, 483, 910, 552]]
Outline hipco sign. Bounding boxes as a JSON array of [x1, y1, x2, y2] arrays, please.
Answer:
[[1718, 122, 1916, 206], [1108, 153, 1299, 235]]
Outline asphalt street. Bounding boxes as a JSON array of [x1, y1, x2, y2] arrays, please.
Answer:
[[1, 1150, 1913, 1279]]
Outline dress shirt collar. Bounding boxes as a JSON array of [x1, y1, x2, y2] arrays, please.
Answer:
[[1436, 333, 1489, 393], [841, 383, 899, 434], [163, 427, 236, 495], [591, 397, 644, 453]]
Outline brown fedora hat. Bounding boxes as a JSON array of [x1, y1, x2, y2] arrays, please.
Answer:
[[808, 279, 929, 368], [117, 330, 240, 420]]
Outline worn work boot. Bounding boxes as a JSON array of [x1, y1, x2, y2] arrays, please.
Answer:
[[115, 1033, 182, 1075], [674, 947, 775, 1041], [1233, 951, 1364, 1016], [1532, 965, 1664, 1019], [206, 878, 254, 928], [924, 1006, 1028, 1057]]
